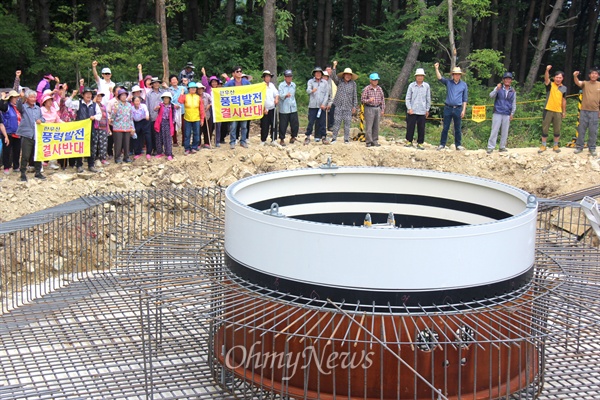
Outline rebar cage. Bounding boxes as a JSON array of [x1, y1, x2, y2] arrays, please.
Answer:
[[1, 185, 600, 399]]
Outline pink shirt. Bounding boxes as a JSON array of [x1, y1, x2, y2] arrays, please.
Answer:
[[41, 104, 63, 123]]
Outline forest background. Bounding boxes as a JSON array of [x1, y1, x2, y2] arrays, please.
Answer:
[[1, 0, 599, 149]]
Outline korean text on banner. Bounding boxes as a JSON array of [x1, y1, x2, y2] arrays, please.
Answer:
[[212, 84, 266, 123], [471, 105, 487, 123], [35, 119, 91, 161]]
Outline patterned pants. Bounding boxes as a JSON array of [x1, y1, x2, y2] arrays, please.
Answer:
[[91, 129, 108, 161], [156, 126, 173, 157], [331, 108, 353, 141]]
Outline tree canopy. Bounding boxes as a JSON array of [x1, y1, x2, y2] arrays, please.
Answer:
[[1, 0, 598, 98]]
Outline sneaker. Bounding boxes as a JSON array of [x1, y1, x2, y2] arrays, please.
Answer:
[[101, 160, 110, 166], [123, 158, 132, 163], [76, 166, 84, 173], [42, 162, 48, 167], [591, 150, 598, 157], [456, 145, 465, 151], [3, 168, 9, 175], [304, 137, 310, 145], [13, 168, 19, 173], [146, 154, 152, 160], [322, 138, 330, 145], [20, 172, 27, 182], [366, 143, 373, 148], [330, 139, 337, 144], [538, 145, 547, 154], [215, 143, 220, 148], [167, 156, 173, 161], [486, 148, 493, 154], [185, 150, 191, 155], [499, 148, 508, 153], [49, 161, 60, 170], [88, 166, 98, 173], [34, 172, 46, 180], [280, 139, 286, 146], [155, 154, 164, 159], [190, 149, 198, 154], [203, 144, 211, 149], [405, 142, 414, 148], [374, 143, 381, 147], [315, 138, 321, 142], [290, 137, 297, 144], [553, 145, 561, 153], [241, 142, 248, 148], [416, 144, 425, 150], [436, 145, 445, 151], [134, 154, 143, 160], [115, 159, 123, 164], [230, 143, 235, 149], [260, 141, 266, 146], [344, 140, 349, 144], [574, 148, 583, 154]]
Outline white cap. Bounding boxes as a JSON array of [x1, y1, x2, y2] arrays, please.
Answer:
[[101, 67, 112, 74]]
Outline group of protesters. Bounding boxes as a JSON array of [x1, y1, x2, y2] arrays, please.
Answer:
[[1, 60, 599, 182]]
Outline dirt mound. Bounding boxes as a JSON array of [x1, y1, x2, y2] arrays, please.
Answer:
[[1, 134, 599, 222]]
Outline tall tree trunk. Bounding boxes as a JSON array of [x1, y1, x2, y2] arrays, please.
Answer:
[[307, 0, 314, 54], [518, 0, 536, 82], [487, 0, 499, 85], [263, 0, 277, 76], [158, 0, 169, 83], [37, 0, 50, 47], [525, 0, 566, 92], [188, 0, 200, 40], [322, 0, 333, 65], [458, 17, 472, 66], [87, 0, 106, 31], [386, 42, 422, 114], [136, 0, 147, 24], [390, 0, 400, 14], [19, 0, 29, 25], [375, 0, 383, 26], [585, 1, 599, 73], [114, 0, 125, 33], [225, 0, 235, 25], [536, 0, 549, 43], [358, 0, 372, 37], [343, 0, 353, 44], [315, 0, 326, 66], [564, 0, 578, 88], [286, 0, 296, 52], [246, 0, 254, 16], [447, 0, 457, 69], [503, 1, 518, 72]]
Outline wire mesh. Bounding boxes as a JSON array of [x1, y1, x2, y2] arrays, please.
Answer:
[[0, 185, 599, 399]]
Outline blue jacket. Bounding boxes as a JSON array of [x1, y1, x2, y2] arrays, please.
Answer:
[[1, 102, 19, 133], [490, 86, 516, 116]]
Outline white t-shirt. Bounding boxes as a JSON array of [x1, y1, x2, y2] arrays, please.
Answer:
[[96, 78, 115, 106], [265, 82, 279, 111]]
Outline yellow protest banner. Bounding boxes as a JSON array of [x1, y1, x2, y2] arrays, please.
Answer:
[[471, 106, 487, 123], [35, 119, 91, 161], [212, 83, 266, 123]]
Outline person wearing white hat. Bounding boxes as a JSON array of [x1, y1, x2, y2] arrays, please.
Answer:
[[92, 60, 115, 106], [260, 70, 279, 145], [331, 67, 358, 143], [434, 63, 468, 150], [361, 72, 386, 147], [405, 68, 431, 150]]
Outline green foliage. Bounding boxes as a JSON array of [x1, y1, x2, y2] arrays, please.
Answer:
[[466, 49, 504, 79], [275, 8, 294, 40], [0, 12, 35, 87], [165, 0, 186, 18]]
